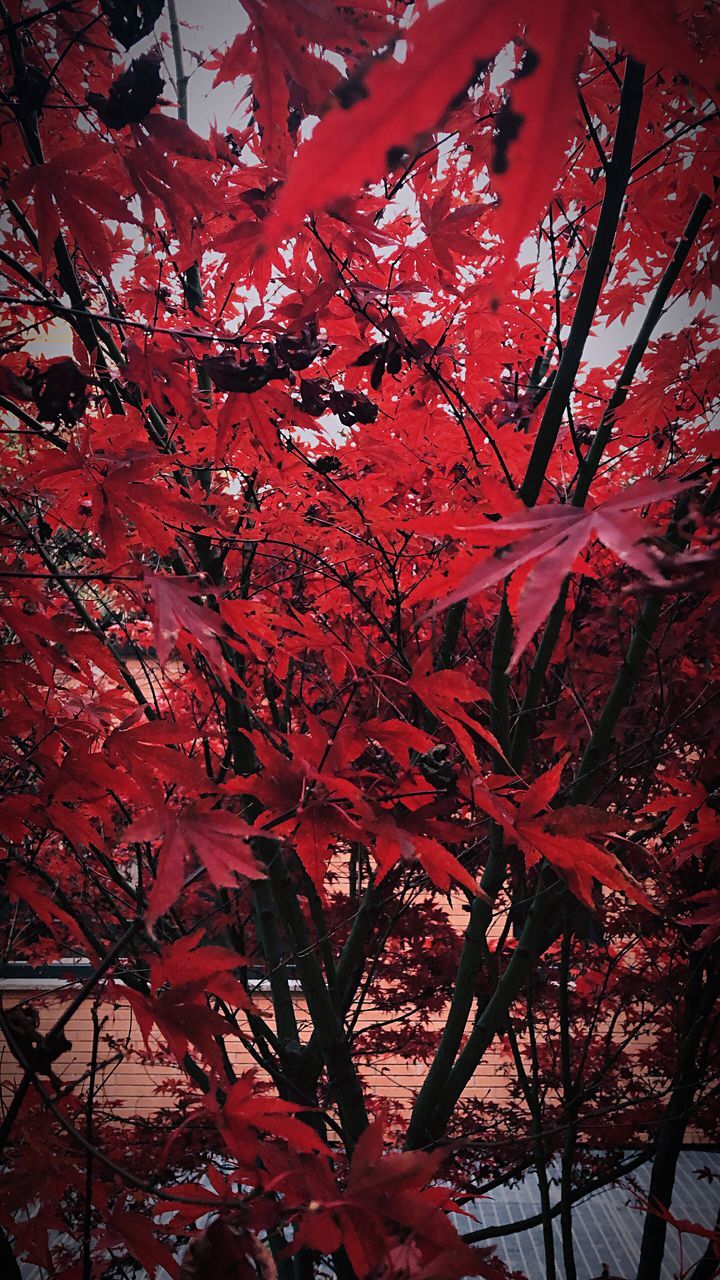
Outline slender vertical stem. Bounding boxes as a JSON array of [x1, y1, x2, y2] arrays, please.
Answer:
[[261, 842, 368, 1151], [81, 1005, 101, 1280], [558, 915, 578, 1280], [510, 191, 711, 767], [635, 957, 717, 1280], [409, 58, 646, 1152], [433, 495, 698, 1138], [519, 58, 645, 507], [0, 1072, 32, 1155], [167, 0, 205, 314], [576, 191, 713, 505], [506, 1001, 557, 1280], [167, 0, 189, 122], [253, 875, 301, 1053]]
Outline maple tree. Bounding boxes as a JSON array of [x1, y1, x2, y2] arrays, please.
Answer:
[[0, 0, 719, 1277]]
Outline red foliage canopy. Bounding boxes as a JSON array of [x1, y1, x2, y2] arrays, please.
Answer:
[[0, 1, 718, 1278]]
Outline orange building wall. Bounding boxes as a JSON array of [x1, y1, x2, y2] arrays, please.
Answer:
[[3, 981, 705, 1153], [0, 982, 514, 1119]]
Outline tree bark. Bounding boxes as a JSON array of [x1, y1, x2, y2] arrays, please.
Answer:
[[636, 959, 718, 1280], [0, 1228, 22, 1280]]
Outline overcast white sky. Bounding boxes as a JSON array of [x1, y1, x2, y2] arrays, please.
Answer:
[[167, 0, 247, 127], [157, 3, 715, 370], [37, 0, 713, 379]]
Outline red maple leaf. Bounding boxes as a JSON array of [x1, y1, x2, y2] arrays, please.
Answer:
[[430, 476, 692, 668], [473, 759, 654, 909], [263, 0, 717, 268], [145, 574, 238, 684], [127, 803, 265, 924], [408, 649, 504, 766], [221, 1069, 330, 1164], [7, 143, 132, 277]]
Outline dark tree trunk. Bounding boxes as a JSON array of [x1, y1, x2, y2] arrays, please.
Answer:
[[0, 1227, 22, 1280], [636, 960, 717, 1280]]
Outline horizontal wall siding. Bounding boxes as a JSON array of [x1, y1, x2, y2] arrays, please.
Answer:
[[3, 981, 705, 1144], [0, 986, 515, 1117]]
